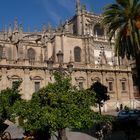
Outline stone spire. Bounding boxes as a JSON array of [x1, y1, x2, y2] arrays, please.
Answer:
[[14, 17, 18, 32], [4, 25, 8, 40], [8, 24, 12, 34], [42, 24, 47, 33], [8, 23, 12, 40], [19, 23, 23, 39], [76, 0, 82, 35], [76, 0, 81, 14], [19, 23, 22, 32], [4, 25, 7, 33], [48, 22, 52, 33], [64, 20, 69, 33]]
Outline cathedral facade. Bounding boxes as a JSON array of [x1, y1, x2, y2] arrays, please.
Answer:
[[0, 0, 139, 111]]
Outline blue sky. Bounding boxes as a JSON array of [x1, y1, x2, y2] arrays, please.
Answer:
[[0, 0, 115, 32]]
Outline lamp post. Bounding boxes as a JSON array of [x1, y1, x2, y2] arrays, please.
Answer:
[[47, 50, 73, 76]]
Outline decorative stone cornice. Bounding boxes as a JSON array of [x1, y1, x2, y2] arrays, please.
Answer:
[[75, 76, 86, 81], [7, 75, 22, 81], [29, 76, 43, 80]]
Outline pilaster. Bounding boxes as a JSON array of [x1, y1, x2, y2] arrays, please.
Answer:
[[23, 69, 31, 100], [1, 68, 8, 90], [115, 72, 121, 101], [127, 72, 134, 99]]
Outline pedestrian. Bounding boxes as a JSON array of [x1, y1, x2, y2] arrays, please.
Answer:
[[120, 104, 123, 110], [116, 107, 119, 112]]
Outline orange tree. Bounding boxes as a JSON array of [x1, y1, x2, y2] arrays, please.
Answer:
[[12, 72, 111, 140], [0, 81, 21, 130]]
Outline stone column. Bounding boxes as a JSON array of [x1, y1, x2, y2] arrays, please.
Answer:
[[86, 71, 91, 89], [84, 38, 89, 64], [76, 0, 82, 35], [101, 71, 107, 85], [47, 42, 53, 59], [61, 34, 64, 53], [81, 8, 85, 35], [115, 72, 121, 104], [101, 71, 108, 112]]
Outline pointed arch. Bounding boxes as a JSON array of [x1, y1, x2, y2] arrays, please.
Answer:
[[74, 46, 81, 62], [27, 48, 36, 62], [91, 77, 101, 83]]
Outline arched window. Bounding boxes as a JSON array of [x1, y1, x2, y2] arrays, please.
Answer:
[[0, 45, 3, 59], [92, 77, 101, 83], [94, 24, 104, 36], [74, 46, 81, 62], [28, 48, 36, 62]]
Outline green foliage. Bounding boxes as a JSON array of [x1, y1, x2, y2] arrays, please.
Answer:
[[0, 81, 21, 123], [12, 72, 111, 136], [102, 0, 140, 59], [90, 81, 109, 105], [89, 81, 110, 114]]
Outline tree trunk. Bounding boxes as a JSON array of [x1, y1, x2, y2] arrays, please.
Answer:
[[99, 104, 102, 115], [58, 128, 67, 140], [33, 129, 51, 140]]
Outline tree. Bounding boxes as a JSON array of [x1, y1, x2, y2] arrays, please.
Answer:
[[12, 72, 111, 140], [102, 0, 140, 91], [89, 81, 109, 115], [0, 81, 21, 124]]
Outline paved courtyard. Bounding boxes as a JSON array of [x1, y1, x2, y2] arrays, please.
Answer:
[[3, 121, 140, 140], [3, 109, 140, 140]]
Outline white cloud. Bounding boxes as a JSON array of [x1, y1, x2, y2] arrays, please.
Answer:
[[39, 0, 75, 25], [42, 0, 75, 15], [48, 10, 62, 24], [57, 0, 74, 12]]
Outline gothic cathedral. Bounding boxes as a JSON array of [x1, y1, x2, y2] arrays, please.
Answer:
[[0, 0, 139, 111]]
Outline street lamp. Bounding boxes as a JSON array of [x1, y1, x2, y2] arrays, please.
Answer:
[[47, 50, 73, 75]]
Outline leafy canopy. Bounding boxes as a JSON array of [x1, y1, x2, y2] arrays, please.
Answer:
[[90, 81, 109, 105], [12, 72, 111, 134], [0, 81, 21, 123], [89, 81, 110, 115], [102, 0, 140, 59]]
